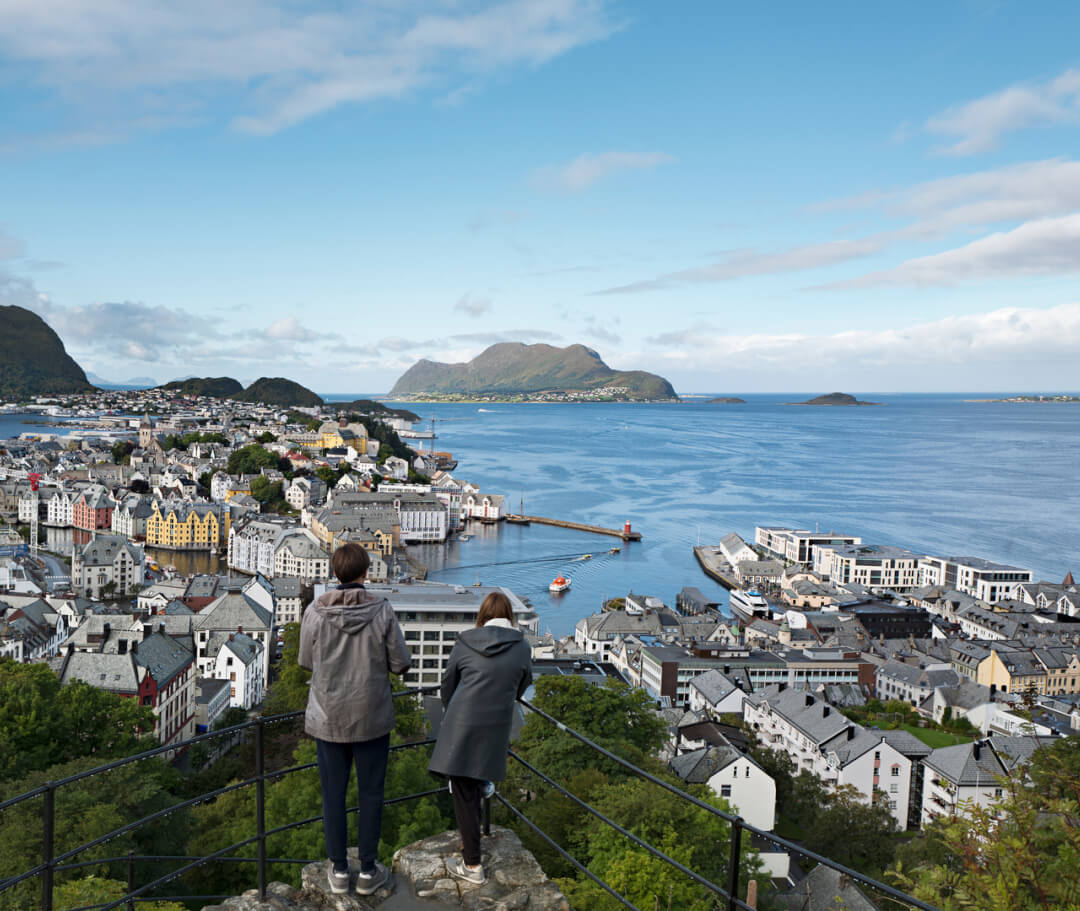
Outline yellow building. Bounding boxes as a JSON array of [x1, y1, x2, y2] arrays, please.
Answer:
[[977, 648, 1080, 696], [319, 422, 344, 450], [146, 502, 231, 551]]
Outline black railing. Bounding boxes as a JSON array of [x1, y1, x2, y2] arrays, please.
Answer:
[[0, 688, 940, 911]]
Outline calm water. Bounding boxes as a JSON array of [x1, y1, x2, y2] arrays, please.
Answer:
[[403, 395, 1080, 635], [7, 397, 1079, 637]]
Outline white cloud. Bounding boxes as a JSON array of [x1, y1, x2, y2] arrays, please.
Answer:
[[820, 214, 1080, 289], [925, 68, 1080, 155], [594, 238, 883, 295], [263, 315, 324, 341], [0, 0, 623, 138], [533, 151, 674, 193], [644, 302, 1080, 374], [454, 293, 493, 317]]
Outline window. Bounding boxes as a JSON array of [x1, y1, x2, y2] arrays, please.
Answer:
[[720, 785, 731, 798], [891, 765, 900, 776], [890, 783, 898, 793]]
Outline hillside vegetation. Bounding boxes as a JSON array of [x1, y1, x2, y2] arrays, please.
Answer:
[[0, 306, 94, 399], [390, 342, 677, 400], [230, 377, 323, 407], [160, 376, 244, 397]]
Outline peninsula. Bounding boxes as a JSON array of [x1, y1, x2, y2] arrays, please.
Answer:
[[785, 392, 881, 406], [389, 342, 678, 402], [966, 394, 1080, 403]]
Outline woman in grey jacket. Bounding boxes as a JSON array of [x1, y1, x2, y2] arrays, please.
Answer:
[[428, 592, 533, 884]]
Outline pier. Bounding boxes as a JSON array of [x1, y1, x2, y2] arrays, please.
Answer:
[[514, 515, 642, 541], [693, 545, 738, 589]]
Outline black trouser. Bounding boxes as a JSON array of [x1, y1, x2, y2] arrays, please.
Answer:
[[450, 776, 484, 866], [315, 734, 391, 873]]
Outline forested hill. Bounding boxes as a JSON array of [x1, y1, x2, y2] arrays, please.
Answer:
[[390, 342, 677, 400], [230, 377, 323, 407], [0, 305, 94, 399], [160, 377, 244, 397]]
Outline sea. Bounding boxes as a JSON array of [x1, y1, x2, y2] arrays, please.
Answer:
[[4, 395, 1078, 637]]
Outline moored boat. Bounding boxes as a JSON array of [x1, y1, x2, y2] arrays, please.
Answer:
[[728, 588, 770, 622]]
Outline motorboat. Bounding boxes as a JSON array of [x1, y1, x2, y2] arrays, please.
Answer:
[[549, 575, 572, 593], [728, 588, 770, 623], [573, 554, 592, 561], [608, 547, 621, 554]]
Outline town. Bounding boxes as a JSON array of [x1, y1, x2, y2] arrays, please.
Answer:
[[3, 388, 1079, 906]]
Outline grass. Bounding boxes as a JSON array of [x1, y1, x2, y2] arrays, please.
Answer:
[[900, 723, 973, 748]]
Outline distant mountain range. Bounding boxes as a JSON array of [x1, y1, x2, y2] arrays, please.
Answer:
[[0, 306, 94, 398], [86, 373, 159, 389], [389, 343, 678, 401]]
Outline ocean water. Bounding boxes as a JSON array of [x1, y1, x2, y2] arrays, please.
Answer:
[[403, 395, 1080, 635], [5, 396, 1078, 637]]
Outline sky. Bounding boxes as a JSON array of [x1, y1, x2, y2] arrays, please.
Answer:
[[2, 0, 1080, 394]]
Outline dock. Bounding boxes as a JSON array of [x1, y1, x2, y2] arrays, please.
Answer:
[[518, 515, 642, 541], [693, 545, 738, 589]]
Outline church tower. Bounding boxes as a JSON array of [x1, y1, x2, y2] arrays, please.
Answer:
[[139, 413, 153, 449]]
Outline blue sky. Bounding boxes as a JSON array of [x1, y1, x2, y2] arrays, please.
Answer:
[[2, 0, 1080, 393]]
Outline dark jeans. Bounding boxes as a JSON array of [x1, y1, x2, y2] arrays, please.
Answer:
[[316, 734, 391, 873], [450, 776, 484, 866]]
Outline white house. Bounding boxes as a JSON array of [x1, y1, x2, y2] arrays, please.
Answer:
[[285, 476, 327, 510], [463, 492, 506, 522], [194, 582, 274, 682], [687, 668, 747, 717], [45, 488, 75, 527], [669, 741, 776, 832], [273, 528, 330, 581], [71, 534, 145, 600], [228, 517, 289, 577], [214, 633, 265, 709], [815, 544, 922, 592], [743, 685, 913, 830]]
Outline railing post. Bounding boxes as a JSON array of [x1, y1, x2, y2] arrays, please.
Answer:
[[725, 816, 743, 911], [41, 782, 55, 911], [126, 849, 136, 911], [255, 717, 267, 901]]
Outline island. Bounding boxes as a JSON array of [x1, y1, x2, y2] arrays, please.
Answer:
[[230, 377, 323, 407], [785, 392, 881, 406], [388, 342, 679, 402], [708, 397, 746, 404], [332, 398, 421, 422], [966, 394, 1080, 403]]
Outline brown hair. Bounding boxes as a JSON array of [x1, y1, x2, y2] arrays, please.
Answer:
[[476, 591, 514, 627], [332, 542, 370, 583]]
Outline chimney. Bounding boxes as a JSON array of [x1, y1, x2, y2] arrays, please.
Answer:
[[130, 640, 137, 655], [158, 622, 165, 636], [118, 639, 127, 655], [973, 742, 981, 760], [823, 706, 830, 717], [143, 623, 152, 640], [723, 665, 731, 675], [990, 684, 996, 696], [805, 694, 814, 707], [847, 726, 855, 740], [102, 622, 111, 641]]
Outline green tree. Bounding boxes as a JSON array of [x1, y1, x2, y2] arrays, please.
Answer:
[[0, 661, 155, 783], [111, 440, 134, 464], [249, 475, 283, 505], [54, 875, 187, 911], [315, 466, 338, 488], [256, 431, 277, 444], [227, 444, 279, 476], [801, 785, 897, 877]]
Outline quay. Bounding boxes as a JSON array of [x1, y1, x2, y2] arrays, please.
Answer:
[[693, 545, 738, 589], [516, 515, 642, 541]]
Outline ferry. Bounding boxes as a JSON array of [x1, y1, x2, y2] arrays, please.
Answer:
[[549, 575, 572, 593], [728, 588, 770, 623]]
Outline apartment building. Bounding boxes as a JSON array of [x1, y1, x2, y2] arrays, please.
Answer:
[[744, 686, 913, 830], [755, 527, 862, 565], [213, 633, 265, 709], [919, 556, 1033, 604], [815, 544, 921, 592], [71, 534, 145, 600], [146, 501, 232, 551]]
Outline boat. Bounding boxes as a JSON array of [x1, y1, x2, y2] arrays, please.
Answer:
[[728, 588, 771, 623], [573, 553, 592, 561], [608, 547, 620, 554], [459, 534, 471, 541], [549, 575, 572, 593]]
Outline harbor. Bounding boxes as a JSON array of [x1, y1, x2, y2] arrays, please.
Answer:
[[692, 545, 739, 589]]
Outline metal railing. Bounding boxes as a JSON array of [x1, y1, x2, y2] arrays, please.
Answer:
[[0, 689, 940, 911]]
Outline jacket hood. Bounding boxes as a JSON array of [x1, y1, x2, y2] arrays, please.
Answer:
[[458, 625, 524, 656], [313, 586, 388, 634]]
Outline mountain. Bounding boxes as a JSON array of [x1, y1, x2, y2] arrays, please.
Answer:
[[332, 399, 421, 423], [390, 343, 678, 401], [0, 305, 94, 398], [87, 373, 159, 389], [230, 377, 323, 407], [789, 392, 881, 406], [161, 376, 244, 397]]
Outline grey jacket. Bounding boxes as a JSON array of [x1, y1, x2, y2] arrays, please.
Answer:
[[428, 624, 533, 782], [297, 584, 412, 742]]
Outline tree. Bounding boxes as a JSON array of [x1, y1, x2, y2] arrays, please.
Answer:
[[54, 875, 187, 911], [801, 786, 897, 877], [130, 478, 150, 494], [0, 660, 155, 783], [111, 440, 134, 464], [256, 431, 277, 444], [227, 444, 279, 476], [249, 475, 283, 506], [315, 466, 337, 488]]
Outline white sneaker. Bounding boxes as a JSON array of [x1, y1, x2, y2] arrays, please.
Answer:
[[447, 856, 486, 885], [481, 780, 495, 799]]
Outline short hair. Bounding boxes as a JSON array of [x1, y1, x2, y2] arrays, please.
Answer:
[[476, 591, 514, 627], [332, 543, 370, 583]]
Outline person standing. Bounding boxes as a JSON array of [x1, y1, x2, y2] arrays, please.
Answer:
[[429, 591, 533, 884], [298, 543, 412, 895]]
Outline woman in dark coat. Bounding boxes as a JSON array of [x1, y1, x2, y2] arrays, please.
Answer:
[[429, 591, 532, 884]]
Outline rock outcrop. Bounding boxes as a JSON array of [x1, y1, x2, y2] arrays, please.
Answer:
[[199, 827, 568, 911]]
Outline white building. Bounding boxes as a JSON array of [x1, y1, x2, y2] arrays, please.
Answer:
[[285, 476, 327, 510], [755, 527, 862, 566], [815, 544, 921, 592], [214, 633, 265, 709], [194, 582, 275, 682], [273, 528, 330, 582], [744, 685, 912, 830], [687, 668, 748, 717], [358, 581, 538, 688], [718, 532, 757, 566], [669, 742, 776, 832], [918, 556, 1034, 604], [72, 534, 145, 600], [463, 492, 506, 523], [272, 577, 304, 626], [45, 488, 75, 527], [228, 517, 290, 577]]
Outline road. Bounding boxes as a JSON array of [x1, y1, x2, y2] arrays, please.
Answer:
[[35, 552, 71, 593]]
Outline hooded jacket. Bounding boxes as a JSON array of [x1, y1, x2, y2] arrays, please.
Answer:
[[428, 621, 533, 782], [297, 584, 412, 742]]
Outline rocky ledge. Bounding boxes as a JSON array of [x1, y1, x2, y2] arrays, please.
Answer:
[[199, 827, 568, 911]]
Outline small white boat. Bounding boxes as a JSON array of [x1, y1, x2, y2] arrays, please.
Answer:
[[572, 553, 592, 562], [459, 534, 471, 541], [549, 574, 571, 593]]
